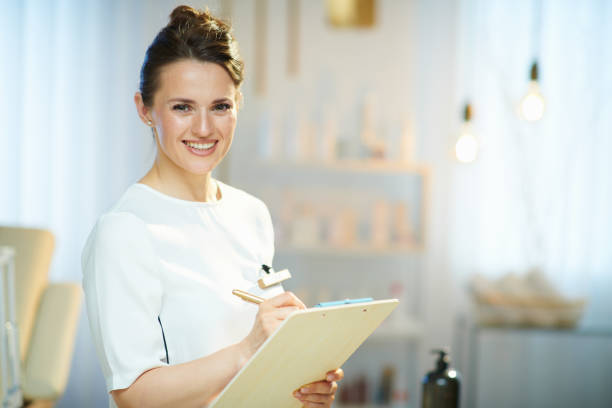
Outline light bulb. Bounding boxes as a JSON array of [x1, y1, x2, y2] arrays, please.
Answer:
[[455, 128, 478, 163], [519, 80, 545, 122]]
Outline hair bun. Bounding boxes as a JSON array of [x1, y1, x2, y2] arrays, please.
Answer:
[[168, 5, 228, 33], [169, 5, 203, 27]]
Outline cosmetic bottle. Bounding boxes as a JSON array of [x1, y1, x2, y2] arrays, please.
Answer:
[[422, 349, 460, 408], [376, 365, 395, 404]]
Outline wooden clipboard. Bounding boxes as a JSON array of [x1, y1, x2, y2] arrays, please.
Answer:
[[209, 299, 399, 407]]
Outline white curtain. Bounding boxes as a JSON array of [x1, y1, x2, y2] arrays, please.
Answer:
[[0, 1, 216, 406], [450, 0, 612, 327]]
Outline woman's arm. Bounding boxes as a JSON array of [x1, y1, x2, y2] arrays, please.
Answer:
[[111, 292, 306, 408], [111, 340, 248, 408]]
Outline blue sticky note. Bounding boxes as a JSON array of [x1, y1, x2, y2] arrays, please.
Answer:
[[314, 298, 374, 308]]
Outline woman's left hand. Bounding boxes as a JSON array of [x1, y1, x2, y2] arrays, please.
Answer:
[[293, 368, 344, 407]]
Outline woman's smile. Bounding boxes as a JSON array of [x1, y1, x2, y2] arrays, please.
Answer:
[[182, 139, 219, 156]]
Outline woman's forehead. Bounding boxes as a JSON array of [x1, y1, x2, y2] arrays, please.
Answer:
[[156, 59, 237, 102]]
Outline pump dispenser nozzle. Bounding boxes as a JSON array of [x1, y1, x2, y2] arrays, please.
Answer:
[[431, 349, 450, 372]]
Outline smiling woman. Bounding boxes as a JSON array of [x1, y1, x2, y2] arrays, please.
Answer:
[[134, 5, 244, 201], [135, 60, 239, 195], [80, 5, 342, 408]]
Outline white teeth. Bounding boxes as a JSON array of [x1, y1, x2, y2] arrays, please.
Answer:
[[185, 141, 216, 150]]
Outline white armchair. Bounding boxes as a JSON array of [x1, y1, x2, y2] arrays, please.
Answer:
[[0, 227, 81, 407]]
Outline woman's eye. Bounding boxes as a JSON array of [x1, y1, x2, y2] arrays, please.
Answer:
[[213, 103, 232, 112], [172, 104, 191, 112]]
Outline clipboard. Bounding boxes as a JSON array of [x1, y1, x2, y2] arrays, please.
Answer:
[[209, 299, 399, 407]]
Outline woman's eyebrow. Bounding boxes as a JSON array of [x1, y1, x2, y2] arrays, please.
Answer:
[[167, 97, 234, 104], [168, 98, 197, 104], [211, 97, 234, 104]]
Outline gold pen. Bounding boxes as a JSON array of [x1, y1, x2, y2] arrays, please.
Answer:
[[232, 289, 265, 305]]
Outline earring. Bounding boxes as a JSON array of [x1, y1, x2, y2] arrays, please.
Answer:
[[147, 120, 153, 126]]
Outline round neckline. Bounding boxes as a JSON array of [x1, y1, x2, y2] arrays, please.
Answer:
[[133, 181, 225, 207]]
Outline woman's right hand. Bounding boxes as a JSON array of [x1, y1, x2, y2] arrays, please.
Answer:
[[241, 291, 307, 358]]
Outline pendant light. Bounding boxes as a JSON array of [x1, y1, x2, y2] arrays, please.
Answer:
[[455, 103, 478, 163], [519, 61, 545, 122], [519, 0, 545, 122]]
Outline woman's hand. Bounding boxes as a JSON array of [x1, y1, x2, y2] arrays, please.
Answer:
[[293, 368, 344, 407], [241, 291, 306, 359]]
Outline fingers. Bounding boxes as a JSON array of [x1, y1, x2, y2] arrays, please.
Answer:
[[264, 291, 307, 310], [256, 306, 299, 336], [301, 401, 326, 407], [294, 390, 334, 404], [266, 306, 300, 321], [294, 388, 335, 405], [294, 381, 338, 407], [257, 305, 300, 322], [244, 293, 306, 357], [294, 368, 343, 407], [297, 381, 337, 395], [326, 368, 344, 382]]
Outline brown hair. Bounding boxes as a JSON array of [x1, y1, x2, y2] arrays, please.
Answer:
[[139, 5, 244, 106]]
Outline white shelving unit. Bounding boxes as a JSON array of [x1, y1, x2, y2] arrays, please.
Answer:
[[231, 158, 429, 408], [258, 159, 429, 248]]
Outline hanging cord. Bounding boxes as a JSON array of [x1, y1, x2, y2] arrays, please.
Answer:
[[532, 0, 543, 64]]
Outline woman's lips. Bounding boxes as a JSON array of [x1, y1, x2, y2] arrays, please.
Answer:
[[183, 140, 218, 157]]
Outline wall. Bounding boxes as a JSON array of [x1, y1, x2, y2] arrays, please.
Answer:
[[228, 0, 458, 405]]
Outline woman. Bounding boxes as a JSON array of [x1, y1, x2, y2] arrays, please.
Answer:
[[82, 5, 342, 407]]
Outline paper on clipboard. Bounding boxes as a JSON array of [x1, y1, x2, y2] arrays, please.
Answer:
[[209, 299, 399, 408]]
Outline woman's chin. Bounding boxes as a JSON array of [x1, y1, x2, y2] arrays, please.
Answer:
[[184, 163, 217, 176]]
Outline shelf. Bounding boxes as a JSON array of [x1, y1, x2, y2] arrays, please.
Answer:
[[471, 325, 612, 337], [369, 320, 424, 341], [276, 243, 424, 256], [259, 159, 430, 174]]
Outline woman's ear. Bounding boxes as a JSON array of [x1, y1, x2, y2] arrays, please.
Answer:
[[235, 90, 244, 111], [134, 92, 154, 126]]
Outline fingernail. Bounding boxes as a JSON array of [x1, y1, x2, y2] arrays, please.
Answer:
[[301, 387, 309, 393], [293, 391, 302, 398], [327, 375, 333, 381]]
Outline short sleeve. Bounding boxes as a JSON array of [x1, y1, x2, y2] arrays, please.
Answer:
[[82, 212, 167, 392]]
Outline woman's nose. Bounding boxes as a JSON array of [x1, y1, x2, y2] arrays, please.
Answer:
[[193, 111, 213, 136]]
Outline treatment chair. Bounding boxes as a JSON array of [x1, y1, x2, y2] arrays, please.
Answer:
[[0, 227, 81, 408]]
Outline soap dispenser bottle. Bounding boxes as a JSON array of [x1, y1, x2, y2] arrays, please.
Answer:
[[422, 348, 461, 408]]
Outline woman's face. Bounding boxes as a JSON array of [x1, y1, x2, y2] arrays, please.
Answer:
[[143, 59, 239, 176]]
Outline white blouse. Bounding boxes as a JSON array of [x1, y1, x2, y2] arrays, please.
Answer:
[[82, 182, 284, 405]]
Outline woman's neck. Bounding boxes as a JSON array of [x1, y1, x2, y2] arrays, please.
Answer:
[[139, 161, 220, 202]]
